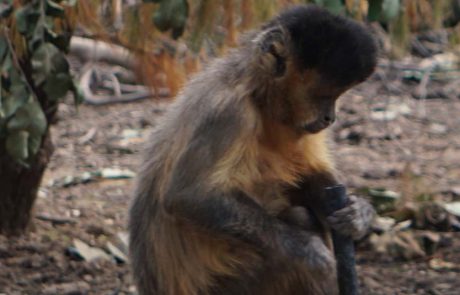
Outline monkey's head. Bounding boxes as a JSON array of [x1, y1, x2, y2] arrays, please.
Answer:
[[251, 5, 377, 134]]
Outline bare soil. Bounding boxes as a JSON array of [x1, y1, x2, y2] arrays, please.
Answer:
[[0, 63, 459, 294]]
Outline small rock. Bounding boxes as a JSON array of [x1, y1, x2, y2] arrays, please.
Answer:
[[370, 109, 398, 121], [429, 258, 457, 270], [116, 232, 129, 253], [369, 188, 401, 199], [100, 168, 136, 179], [451, 186, 460, 197], [370, 103, 411, 121], [444, 202, 460, 217], [394, 220, 412, 231], [429, 123, 448, 135], [107, 241, 128, 264], [368, 188, 401, 213], [372, 216, 396, 233], [72, 239, 111, 262], [38, 188, 48, 199], [121, 128, 142, 139], [362, 276, 381, 290], [42, 281, 91, 295], [104, 218, 115, 226], [128, 285, 137, 293], [71, 209, 81, 217]]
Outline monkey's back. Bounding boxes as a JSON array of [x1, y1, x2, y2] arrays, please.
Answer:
[[129, 109, 334, 295], [129, 38, 337, 295]]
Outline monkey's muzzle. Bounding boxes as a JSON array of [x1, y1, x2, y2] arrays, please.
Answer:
[[301, 120, 331, 134]]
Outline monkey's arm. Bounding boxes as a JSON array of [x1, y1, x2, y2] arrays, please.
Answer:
[[161, 103, 334, 272], [165, 188, 323, 256], [164, 162, 333, 272], [166, 184, 337, 275], [288, 172, 375, 240]]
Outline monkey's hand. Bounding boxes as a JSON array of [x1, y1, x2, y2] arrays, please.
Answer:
[[279, 228, 335, 275], [326, 195, 375, 240], [277, 206, 315, 230]]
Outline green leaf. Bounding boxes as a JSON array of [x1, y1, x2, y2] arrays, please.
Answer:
[[153, 0, 188, 38], [15, 6, 29, 34], [46, 0, 65, 17], [42, 72, 72, 101], [0, 82, 3, 118], [45, 25, 71, 51], [170, 0, 188, 39], [51, 49, 70, 73], [381, 0, 400, 22], [368, 0, 384, 22], [314, 0, 345, 15], [30, 21, 45, 50], [70, 79, 84, 106], [0, 35, 7, 62], [28, 133, 41, 156], [31, 42, 66, 85], [6, 130, 29, 161], [3, 71, 29, 117], [32, 42, 71, 99], [7, 99, 47, 136], [3, 94, 29, 119], [14, 5, 40, 36], [1, 53, 11, 73], [0, 116, 6, 135], [153, 11, 172, 32]]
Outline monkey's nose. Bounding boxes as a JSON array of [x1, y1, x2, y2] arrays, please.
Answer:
[[323, 115, 335, 124]]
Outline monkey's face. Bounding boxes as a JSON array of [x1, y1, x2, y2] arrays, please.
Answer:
[[282, 69, 346, 134], [252, 13, 376, 134]]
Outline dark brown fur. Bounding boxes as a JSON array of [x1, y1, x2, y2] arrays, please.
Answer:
[[130, 5, 377, 295]]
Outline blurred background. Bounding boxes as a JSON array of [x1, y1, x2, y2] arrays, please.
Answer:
[[1, 0, 460, 294]]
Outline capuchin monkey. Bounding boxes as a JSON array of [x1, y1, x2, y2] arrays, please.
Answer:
[[129, 4, 377, 295]]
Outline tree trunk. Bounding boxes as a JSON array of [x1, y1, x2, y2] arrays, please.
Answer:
[[0, 130, 54, 235]]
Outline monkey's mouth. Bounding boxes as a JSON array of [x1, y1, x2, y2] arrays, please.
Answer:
[[300, 121, 330, 134]]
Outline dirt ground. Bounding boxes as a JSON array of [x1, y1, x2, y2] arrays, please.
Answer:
[[0, 61, 459, 294]]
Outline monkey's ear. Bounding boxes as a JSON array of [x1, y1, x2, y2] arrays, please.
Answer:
[[254, 27, 289, 77]]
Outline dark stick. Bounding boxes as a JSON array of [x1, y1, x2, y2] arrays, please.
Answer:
[[323, 184, 359, 295]]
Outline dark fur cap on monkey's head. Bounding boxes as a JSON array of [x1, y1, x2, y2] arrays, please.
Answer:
[[265, 5, 378, 86]]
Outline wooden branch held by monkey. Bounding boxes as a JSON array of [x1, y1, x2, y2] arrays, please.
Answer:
[[129, 5, 377, 295]]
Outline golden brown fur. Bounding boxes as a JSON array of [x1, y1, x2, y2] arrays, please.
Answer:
[[129, 5, 377, 295]]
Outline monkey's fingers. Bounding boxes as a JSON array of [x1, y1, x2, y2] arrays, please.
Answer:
[[327, 216, 365, 239], [327, 196, 375, 240]]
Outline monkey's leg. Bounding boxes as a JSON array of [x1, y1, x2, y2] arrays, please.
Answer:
[[165, 189, 335, 277], [208, 259, 334, 295]]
